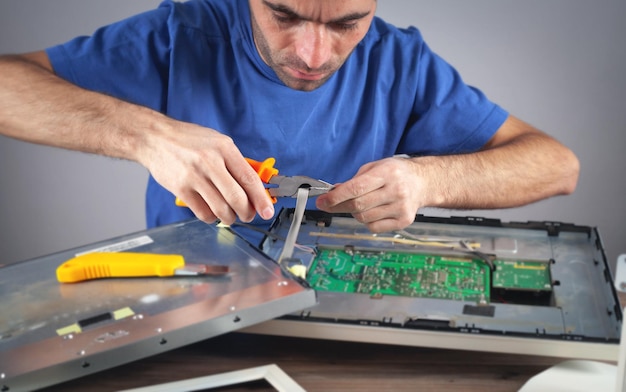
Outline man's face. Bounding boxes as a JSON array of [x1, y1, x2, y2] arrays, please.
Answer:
[[249, 0, 376, 91]]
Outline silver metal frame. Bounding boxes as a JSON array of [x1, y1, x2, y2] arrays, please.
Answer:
[[246, 211, 622, 361]]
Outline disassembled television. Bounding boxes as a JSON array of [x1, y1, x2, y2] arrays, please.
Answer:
[[0, 210, 622, 391], [244, 209, 623, 361]]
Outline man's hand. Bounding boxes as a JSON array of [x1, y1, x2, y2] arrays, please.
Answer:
[[316, 157, 424, 233], [317, 115, 579, 233], [138, 121, 275, 225]]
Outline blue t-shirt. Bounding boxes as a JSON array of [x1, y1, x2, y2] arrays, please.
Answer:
[[46, 0, 508, 233]]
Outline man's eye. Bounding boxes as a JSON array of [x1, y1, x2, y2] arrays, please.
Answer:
[[273, 13, 298, 24], [331, 22, 358, 32]]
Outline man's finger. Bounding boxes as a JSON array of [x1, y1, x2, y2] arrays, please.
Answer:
[[228, 157, 275, 221]]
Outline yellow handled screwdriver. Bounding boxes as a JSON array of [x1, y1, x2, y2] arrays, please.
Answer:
[[56, 252, 229, 283]]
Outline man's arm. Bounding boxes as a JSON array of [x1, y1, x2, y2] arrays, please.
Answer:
[[316, 115, 580, 232], [0, 52, 275, 224]]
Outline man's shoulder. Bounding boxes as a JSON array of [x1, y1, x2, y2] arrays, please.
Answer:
[[363, 17, 425, 47], [354, 16, 426, 70], [164, 0, 243, 38]]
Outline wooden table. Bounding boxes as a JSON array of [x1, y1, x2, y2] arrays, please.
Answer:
[[39, 330, 581, 392]]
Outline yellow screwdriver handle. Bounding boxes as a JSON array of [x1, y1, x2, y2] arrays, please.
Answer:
[[56, 252, 186, 283]]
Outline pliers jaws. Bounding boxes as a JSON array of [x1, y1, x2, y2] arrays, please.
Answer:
[[267, 175, 333, 198]]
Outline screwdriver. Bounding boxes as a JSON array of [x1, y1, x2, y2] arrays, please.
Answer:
[[56, 252, 229, 283]]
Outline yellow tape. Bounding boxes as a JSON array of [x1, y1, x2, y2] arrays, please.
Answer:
[[514, 263, 546, 270], [56, 307, 135, 336], [113, 307, 135, 320], [57, 323, 81, 336], [287, 264, 307, 280]]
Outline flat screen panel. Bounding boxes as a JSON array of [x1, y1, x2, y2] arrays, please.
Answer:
[[0, 220, 316, 392]]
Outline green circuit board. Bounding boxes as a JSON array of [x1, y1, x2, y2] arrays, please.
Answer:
[[307, 248, 553, 303], [492, 260, 552, 292], [307, 248, 491, 302]]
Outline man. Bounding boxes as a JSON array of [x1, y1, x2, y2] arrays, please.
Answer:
[[0, 0, 579, 240]]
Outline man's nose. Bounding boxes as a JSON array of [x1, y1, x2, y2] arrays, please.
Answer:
[[295, 24, 331, 70]]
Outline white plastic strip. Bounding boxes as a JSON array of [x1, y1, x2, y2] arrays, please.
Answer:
[[277, 187, 309, 264], [118, 364, 306, 392], [615, 254, 626, 292]]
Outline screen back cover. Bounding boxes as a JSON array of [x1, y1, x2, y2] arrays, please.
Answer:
[[0, 219, 316, 392]]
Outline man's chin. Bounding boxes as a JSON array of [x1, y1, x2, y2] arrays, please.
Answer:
[[288, 81, 324, 91], [280, 74, 331, 91]]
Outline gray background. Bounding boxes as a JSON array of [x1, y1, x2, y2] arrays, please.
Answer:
[[1, 1, 625, 271]]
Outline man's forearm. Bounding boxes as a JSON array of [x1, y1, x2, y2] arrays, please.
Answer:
[[0, 53, 159, 163], [413, 127, 580, 210], [0, 53, 276, 226]]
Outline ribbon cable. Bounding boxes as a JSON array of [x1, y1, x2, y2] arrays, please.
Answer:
[[277, 187, 309, 264]]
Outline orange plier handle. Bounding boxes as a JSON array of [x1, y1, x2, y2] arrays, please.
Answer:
[[245, 157, 280, 203], [175, 157, 280, 206]]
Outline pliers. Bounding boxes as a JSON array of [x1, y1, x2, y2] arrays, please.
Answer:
[[246, 157, 333, 203], [175, 157, 332, 206]]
